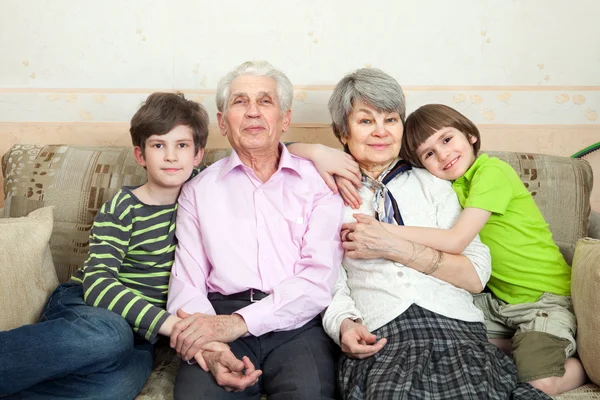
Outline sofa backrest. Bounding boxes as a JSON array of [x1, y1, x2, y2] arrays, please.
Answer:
[[486, 151, 592, 265], [2, 144, 592, 281]]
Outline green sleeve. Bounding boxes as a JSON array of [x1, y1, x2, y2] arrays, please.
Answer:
[[464, 164, 513, 215]]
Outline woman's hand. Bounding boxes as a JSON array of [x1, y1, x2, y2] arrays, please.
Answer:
[[342, 214, 411, 260], [339, 318, 387, 359]]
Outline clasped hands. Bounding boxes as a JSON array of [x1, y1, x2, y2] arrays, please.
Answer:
[[170, 310, 261, 392], [341, 214, 406, 260]]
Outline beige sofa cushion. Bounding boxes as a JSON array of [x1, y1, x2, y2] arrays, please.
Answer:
[[0, 206, 58, 330], [571, 237, 600, 387], [1, 144, 232, 282], [2, 145, 148, 281], [488, 151, 593, 265]]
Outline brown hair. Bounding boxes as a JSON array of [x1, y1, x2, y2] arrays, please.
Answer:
[[401, 104, 481, 167], [130, 92, 209, 154]]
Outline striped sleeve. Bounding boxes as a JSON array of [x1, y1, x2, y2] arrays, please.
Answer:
[[80, 193, 169, 343]]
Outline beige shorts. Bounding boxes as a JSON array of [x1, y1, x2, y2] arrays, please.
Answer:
[[473, 292, 577, 382]]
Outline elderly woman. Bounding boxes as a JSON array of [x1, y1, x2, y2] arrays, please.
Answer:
[[292, 68, 550, 400]]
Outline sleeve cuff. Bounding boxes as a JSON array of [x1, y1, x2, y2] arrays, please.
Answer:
[[326, 311, 362, 346]]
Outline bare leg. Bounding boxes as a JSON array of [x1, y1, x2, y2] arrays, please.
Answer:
[[529, 357, 588, 396], [489, 338, 512, 356]]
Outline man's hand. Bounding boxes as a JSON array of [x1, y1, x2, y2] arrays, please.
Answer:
[[193, 341, 231, 372], [170, 310, 248, 361], [336, 175, 362, 209], [204, 350, 262, 392], [339, 318, 387, 359]]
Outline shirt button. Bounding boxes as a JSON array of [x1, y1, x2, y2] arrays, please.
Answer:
[[397, 271, 404, 278]]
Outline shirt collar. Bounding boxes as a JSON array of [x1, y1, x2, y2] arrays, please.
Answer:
[[459, 153, 488, 182], [218, 142, 302, 180]]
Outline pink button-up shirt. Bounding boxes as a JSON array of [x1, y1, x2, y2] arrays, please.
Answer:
[[167, 144, 344, 336]]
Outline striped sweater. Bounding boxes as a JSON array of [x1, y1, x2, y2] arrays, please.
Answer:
[[71, 186, 177, 343]]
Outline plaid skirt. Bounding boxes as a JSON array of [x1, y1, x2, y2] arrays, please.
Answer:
[[338, 305, 551, 400]]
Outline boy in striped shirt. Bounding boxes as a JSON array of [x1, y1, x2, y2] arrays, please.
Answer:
[[0, 92, 212, 399]]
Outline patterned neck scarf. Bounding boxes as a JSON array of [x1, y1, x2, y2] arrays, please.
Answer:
[[361, 158, 412, 226]]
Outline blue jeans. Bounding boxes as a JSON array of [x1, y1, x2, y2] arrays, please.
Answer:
[[0, 282, 154, 399]]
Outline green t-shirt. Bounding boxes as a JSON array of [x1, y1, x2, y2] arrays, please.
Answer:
[[452, 154, 571, 304]]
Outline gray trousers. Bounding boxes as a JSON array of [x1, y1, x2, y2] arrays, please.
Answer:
[[174, 298, 338, 400]]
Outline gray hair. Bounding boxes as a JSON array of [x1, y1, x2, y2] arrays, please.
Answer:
[[215, 61, 294, 113], [328, 68, 406, 144]]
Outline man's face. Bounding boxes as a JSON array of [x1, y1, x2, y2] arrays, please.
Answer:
[[217, 74, 291, 154]]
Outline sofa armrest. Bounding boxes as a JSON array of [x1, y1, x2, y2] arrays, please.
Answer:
[[589, 211, 600, 240], [571, 237, 600, 386]]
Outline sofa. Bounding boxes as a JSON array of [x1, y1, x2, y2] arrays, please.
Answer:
[[2, 143, 600, 400]]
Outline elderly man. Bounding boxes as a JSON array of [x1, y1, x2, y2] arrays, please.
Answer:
[[166, 61, 344, 399]]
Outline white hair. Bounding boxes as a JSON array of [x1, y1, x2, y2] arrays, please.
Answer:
[[216, 61, 294, 113]]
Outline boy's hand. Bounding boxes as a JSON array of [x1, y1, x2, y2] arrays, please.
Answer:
[[171, 310, 248, 362], [159, 314, 182, 336], [342, 214, 404, 259]]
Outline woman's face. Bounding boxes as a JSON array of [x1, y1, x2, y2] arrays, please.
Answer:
[[343, 100, 403, 176]]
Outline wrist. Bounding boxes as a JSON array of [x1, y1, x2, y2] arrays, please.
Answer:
[[159, 314, 181, 336], [231, 313, 248, 338], [340, 317, 360, 332]]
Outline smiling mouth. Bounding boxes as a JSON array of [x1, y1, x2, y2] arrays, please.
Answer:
[[443, 157, 459, 170], [244, 126, 265, 133]]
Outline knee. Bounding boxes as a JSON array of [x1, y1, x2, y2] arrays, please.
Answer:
[[86, 311, 135, 360], [530, 376, 560, 396], [174, 361, 217, 400]]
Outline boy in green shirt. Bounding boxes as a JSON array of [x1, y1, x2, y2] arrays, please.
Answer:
[[394, 104, 585, 396]]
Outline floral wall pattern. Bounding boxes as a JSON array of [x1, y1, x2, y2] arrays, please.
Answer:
[[0, 0, 598, 209]]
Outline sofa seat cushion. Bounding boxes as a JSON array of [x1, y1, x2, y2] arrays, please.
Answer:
[[552, 383, 600, 399], [136, 345, 179, 400], [0, 206, 58, 330]]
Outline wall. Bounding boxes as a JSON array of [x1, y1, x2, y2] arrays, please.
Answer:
[[1, 0, 599, 210]]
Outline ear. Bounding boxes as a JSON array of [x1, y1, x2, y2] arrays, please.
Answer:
[[193, 148, 205, 166], [281, 109, 292, 133], [469, 135, 478, 145], [133, 146, 147, 168], [217, 112, 227, 137]]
